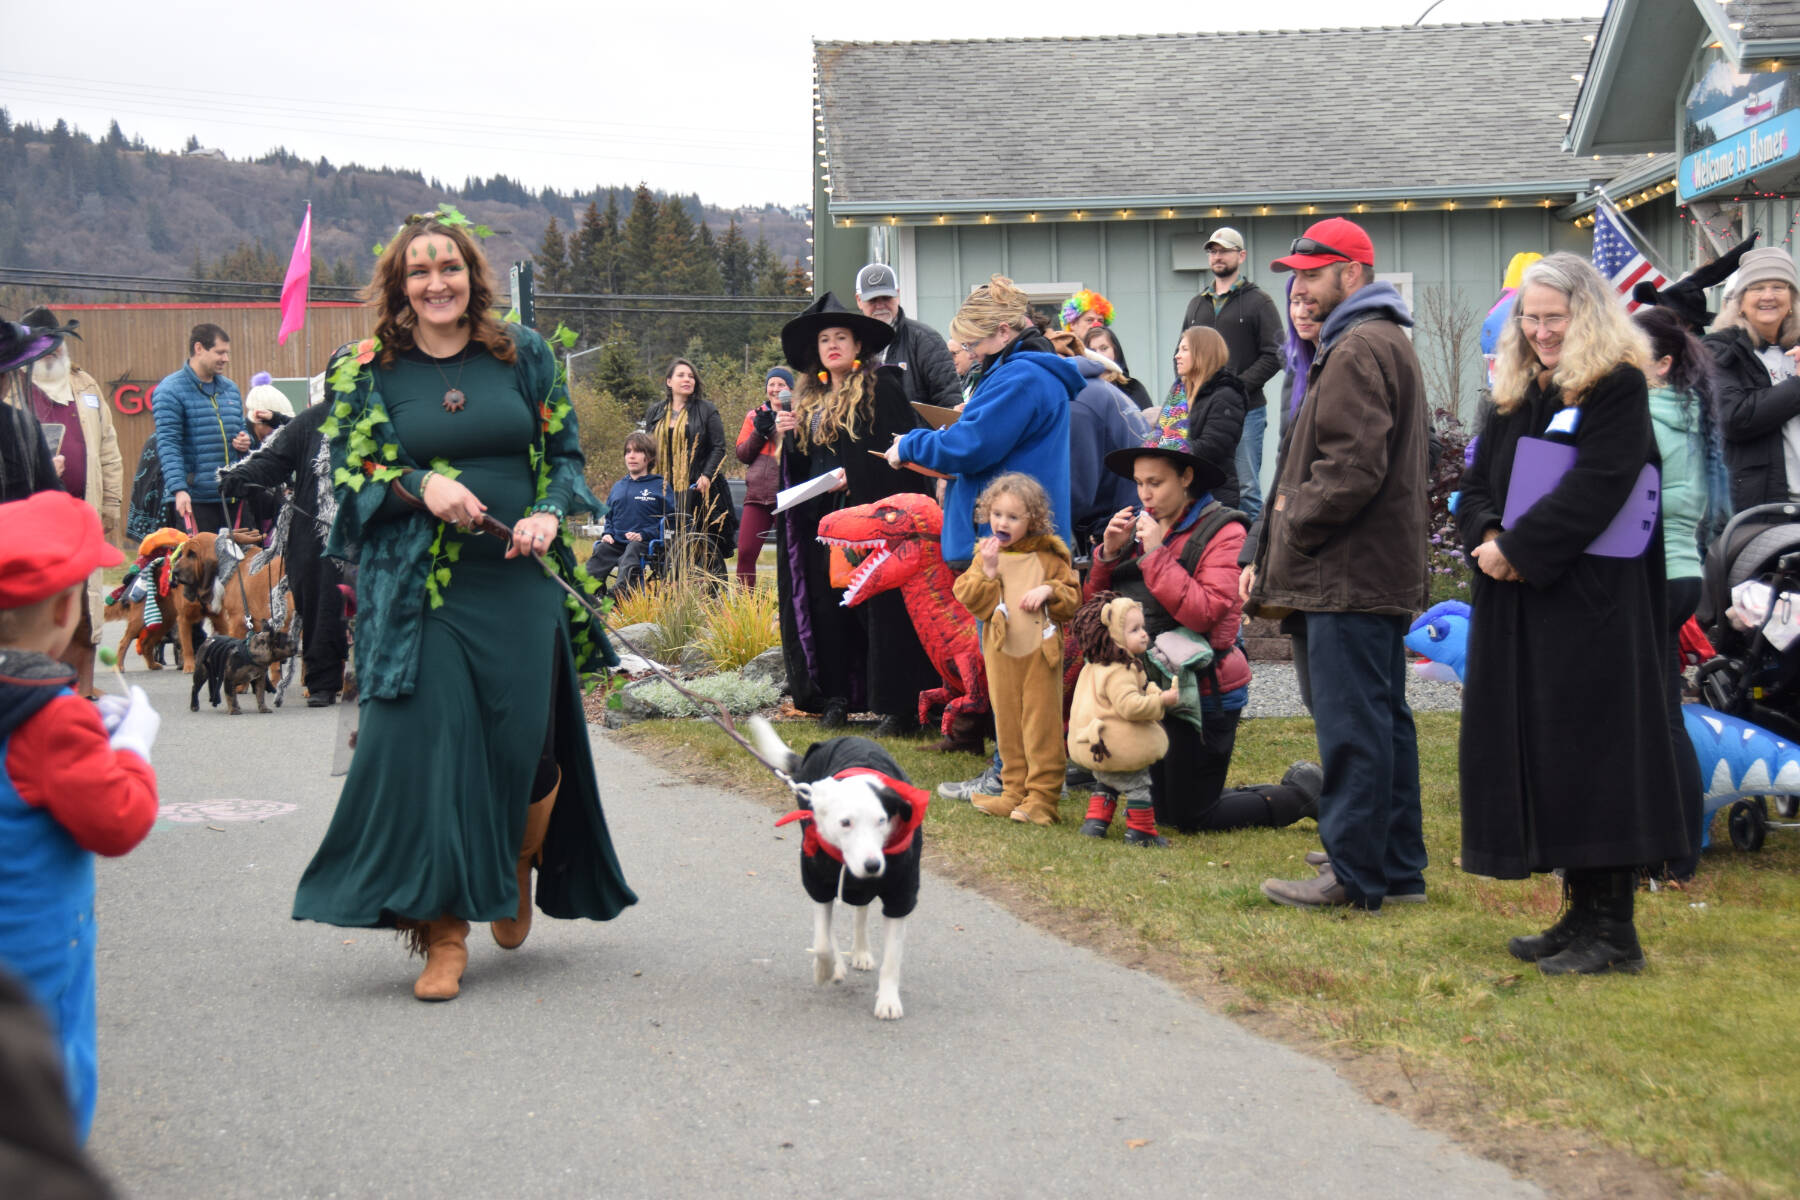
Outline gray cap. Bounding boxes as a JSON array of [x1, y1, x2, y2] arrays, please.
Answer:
[[1204, 227, 1245, 251], [855, 262, 899, 299]]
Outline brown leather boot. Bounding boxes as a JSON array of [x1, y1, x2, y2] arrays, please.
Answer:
[[493, 770, 559, 950], [970, 791, 1016, 817], [1009, 794, 1061, 825], [410, 917, 471, 1001]]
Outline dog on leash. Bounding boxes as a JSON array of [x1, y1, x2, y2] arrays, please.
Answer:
[[189, 625, 295, 715], [749, 717, 927, 1020]]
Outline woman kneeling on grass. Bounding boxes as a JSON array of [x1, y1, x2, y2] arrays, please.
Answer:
[[1084, 432, 1320, 842]]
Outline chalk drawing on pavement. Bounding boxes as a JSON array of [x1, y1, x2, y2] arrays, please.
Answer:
[[158, 799, 298, 823]]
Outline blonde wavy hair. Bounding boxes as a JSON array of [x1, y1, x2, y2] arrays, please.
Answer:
[[949, 275, 1032, 345], [1711, 279, 1800, 349], [790, 362, 877, 452], [1491, 252, 1648, 413], [974, 471, 1054, 538]]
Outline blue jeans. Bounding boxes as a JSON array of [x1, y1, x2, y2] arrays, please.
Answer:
[[1234, 403, 1267, 520], [1302, 611, 1426, 908]]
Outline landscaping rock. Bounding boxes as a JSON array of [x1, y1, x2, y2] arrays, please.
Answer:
[[678, 644, 713, 674], [609, 622, 663, 656], [741, 645, 785, 687]]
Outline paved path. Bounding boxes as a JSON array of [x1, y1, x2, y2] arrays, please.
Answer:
[[87, 645, 1533, 1199]]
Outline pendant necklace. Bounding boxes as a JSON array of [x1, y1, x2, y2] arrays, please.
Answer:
[[431, 349, 469, 413]]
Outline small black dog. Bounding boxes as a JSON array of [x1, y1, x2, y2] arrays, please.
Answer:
[[189, 626, 295, 715]]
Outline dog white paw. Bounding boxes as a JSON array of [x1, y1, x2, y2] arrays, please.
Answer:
[[873, 989, 903, 1020], [815, 952, 844, 985], [850, 949, 876, 971]]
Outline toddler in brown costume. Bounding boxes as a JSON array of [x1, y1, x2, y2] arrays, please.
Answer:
[[951, 473, 1081, 824], [1067, 593, 1180, 847]]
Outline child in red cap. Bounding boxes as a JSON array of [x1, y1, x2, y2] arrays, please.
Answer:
[[0, 490, 160, 1142]]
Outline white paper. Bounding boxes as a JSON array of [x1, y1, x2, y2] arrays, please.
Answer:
[[775, 467, 846, 513]]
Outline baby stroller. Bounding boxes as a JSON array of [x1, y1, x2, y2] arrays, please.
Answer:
[[1694, 501, 1800, 849]]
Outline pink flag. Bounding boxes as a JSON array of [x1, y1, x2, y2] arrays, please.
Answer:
[[276, 204, 312, 346]]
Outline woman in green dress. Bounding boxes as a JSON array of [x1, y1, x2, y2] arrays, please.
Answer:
[[293, 211, 635, 1001]]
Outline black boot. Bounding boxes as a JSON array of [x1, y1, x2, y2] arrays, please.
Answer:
[[1508, 873, 1591, 963], [1538, 869, 1645, 976], [1279, 761, 1324, 821]]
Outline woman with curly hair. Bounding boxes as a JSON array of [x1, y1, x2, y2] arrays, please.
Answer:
[[774, 293, 937, 733], [1457, 251, 1684, 975], [293, 210, 636, 1002]]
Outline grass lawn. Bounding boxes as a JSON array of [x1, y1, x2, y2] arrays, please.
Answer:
[[615, 710, 1800, 1196]]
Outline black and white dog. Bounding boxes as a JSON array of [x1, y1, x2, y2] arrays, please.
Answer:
[[749, 718, 927, 1020]]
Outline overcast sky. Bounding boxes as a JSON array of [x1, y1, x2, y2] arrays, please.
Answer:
[[3, 0, 1602, 209]]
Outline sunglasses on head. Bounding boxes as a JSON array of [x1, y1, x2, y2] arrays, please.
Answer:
[[1288, 235, 1357, 261]]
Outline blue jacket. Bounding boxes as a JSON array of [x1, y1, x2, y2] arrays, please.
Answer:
[[897, 338, 1079, 563], [1068, 355, 1153, 552], [605, 472, 675, 541], [152, 364, 245, 504]]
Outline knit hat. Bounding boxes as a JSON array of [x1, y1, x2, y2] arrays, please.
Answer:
[[0, 491, 124, 608], [245, 382, 294, 419], [1722, 247, 1799, 310], [765, 366, 795, 388]]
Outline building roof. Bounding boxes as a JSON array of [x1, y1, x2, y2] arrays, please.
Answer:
[[815, 21, 1641, 216], [1720, 1, 1800, 49]]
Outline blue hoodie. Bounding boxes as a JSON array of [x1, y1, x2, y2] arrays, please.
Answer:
[[1318, 280, 1413, 353], [604, 472, 675, 541], [897, 339, 1080, 563]]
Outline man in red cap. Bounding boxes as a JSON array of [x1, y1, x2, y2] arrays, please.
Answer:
[[0, 489, 160, 1140], [1242, 217, 1430, 912]]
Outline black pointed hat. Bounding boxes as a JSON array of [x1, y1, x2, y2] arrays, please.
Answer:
[[779, 292, 894, 372], [1635, 231, 1760, 333]]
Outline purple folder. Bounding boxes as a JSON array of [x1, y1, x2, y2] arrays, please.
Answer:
[[1501, 436, 1660, 558]]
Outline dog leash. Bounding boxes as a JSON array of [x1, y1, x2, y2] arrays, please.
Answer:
[[386, 477, 801, 793]]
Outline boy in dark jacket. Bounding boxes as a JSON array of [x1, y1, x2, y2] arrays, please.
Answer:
[[586, 431, 675, 596], [0, 491, 160, 1141]]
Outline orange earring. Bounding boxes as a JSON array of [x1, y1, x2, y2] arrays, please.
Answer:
[[817, 370, 829, 384], [852, 358, 862, 371]]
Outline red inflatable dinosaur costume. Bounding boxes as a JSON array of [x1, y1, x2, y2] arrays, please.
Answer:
[[817, 494, 990, 751]]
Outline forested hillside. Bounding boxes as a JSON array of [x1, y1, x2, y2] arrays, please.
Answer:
[[0, 112, 811, 292]]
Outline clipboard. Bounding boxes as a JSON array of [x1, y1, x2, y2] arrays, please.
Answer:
[[911, 401, 961, 429], [868, 451, 949, 479], [1501, 436, 1659, 558]]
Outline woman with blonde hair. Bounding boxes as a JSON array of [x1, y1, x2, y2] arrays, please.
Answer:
[[1162, 325, 1246, 510], [774, 293, 937, 733], [293, 209, 635, 1002], [1704, 246, 1800, 509], [887, 276, 1081, 568], [1456, 251, 1685, 976]]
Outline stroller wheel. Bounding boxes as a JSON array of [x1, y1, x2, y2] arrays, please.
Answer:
[[1729, 798, 1769, 853], [1775, 796, 1800, 819]]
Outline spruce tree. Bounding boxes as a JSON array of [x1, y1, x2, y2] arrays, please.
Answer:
[[620, 184, 659, 292], [570, 202, 605, 294], [535, 215, 570, 294], [718, 218, 751, 296], [749, 235, 785, 297]]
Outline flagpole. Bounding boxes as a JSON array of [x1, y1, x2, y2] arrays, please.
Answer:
[[303, 199, 311, 397], [1595, 189, 1678, 281]]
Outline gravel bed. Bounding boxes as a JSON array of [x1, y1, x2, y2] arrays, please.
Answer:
[[1243, 660, 1463, 719]]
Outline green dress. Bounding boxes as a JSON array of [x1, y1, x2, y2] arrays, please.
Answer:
[[293, 345, 636, 929]]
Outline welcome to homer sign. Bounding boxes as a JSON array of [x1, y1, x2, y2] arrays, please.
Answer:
[[1679, 45, 1800, 203]]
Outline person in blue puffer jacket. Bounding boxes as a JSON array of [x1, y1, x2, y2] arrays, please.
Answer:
[[886, 275, 1080, 565], [152, 323, 249, 533]]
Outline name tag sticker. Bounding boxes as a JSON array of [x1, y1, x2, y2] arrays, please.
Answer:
[[1547, 407, 1580, 436], [81, 392, 101, 408]]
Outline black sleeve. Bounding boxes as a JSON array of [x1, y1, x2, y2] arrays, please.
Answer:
[[1456, 404, 1507, 556], [695, 402, 727, 481], [1187, 383, 1245, 482], [905, 319, 965, 408], [1240, 290, 1285, 393], [1180, 293, 1205, 332], [1708, 332, 1800, 441]]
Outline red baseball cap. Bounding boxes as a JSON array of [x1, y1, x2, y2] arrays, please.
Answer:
[[1270, 217, 1376, 273], [0, 491, 124, 608]]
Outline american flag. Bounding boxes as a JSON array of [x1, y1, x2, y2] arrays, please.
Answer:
[[1592, 203, 1666, 311]]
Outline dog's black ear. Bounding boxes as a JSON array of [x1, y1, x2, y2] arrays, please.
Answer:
[[876, 786, 913, 828]]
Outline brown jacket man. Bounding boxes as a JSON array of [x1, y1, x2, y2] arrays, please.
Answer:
[[1249, 291, 1429, 617], [1245, 218, 1431, 915]]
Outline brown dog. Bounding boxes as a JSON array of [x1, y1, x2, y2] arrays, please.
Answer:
[[168, 531, 269, 673], [114, 596, 169, 671]]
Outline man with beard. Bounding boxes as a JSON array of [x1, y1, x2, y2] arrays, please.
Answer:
[[855, 262, 963, 409], [9, 308, 122, 699], [153, 323, 250, 535], [1181, 227, 1284, 519], [1242, 219, 1430, 913]]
